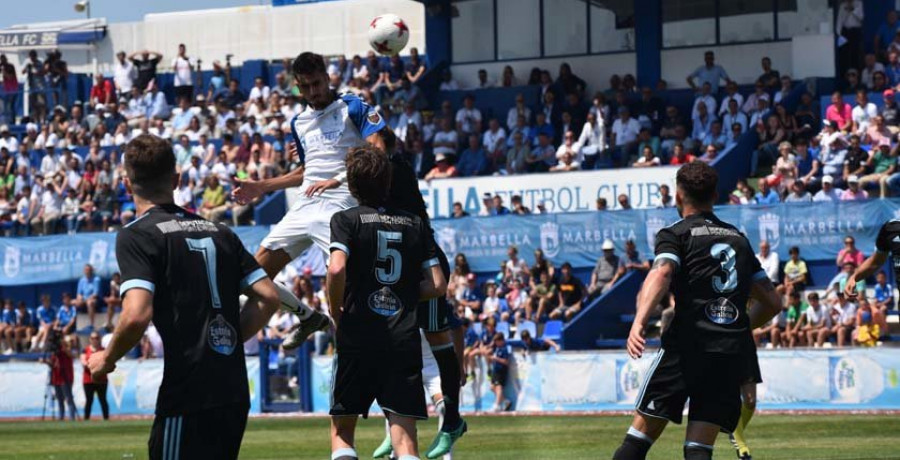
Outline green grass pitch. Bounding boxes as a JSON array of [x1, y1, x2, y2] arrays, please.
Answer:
[[0, 414, 897, 459]]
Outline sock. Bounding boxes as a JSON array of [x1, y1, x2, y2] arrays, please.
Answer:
[[397, 456, 420, 460], [732, 403, 754, 453], [274, 282, 314, 320], [612, 427, 653, 460], [331, 447, 358, 460], [432, 345, 461, 430], [684, 442, 713, 460]]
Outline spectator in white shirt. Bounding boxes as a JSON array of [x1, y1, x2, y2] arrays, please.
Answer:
[[247, 77, 270, 103], [861, 53, 885, 89], [813, 175, 843, 201], [113, 51, 135, 97], [691, 101, 716, 142], [31, 182, 62, 235], [455, 94, 482, 137], [432, 118, 459, 157], [691, 82, 716, 119], [756, 240, 780, 284], [718, 81, 744, 116], [555, 130, 579, 162], [40, 145, 61, 177], [396, 101, 422, 142], [610, 106, 641, 166], [851, 89, 878, 135], [742, 81, 769, 114], [550, 149, 580, 172], [722, 99, 748, 142], [576, 111, 605, 170], [171, 43, 194, 102], [506, 93, 532, 131], [439, 70, 459, 91], [482, 118, 506, 169], [474, 69, 495, 89], [632, 145, 660, 168]]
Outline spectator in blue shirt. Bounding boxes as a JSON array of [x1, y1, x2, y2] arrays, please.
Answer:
[[518, 329, 560, 353], [531, 112, 554, 148], [57, 293, 76, 335], [75, 264, 102, 329], [874, 270, 894, 324], [459, 273, 484, 320], [171, 97, 195, 133], [485, 332, 511, 412], [144, 82, 171, 120], [34, 294, 56, 350], [13, 301, 34, 353], [1, 299, 15, 354], [875, 10, 900, 55], [457, 134, 489, 177], [686, 51, 731, 94], [754, 179, 781, 205]]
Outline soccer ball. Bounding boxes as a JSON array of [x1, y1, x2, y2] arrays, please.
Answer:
[[368, 14, 410, 56]]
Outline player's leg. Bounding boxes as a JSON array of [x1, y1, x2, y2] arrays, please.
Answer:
[[84, 383, 95, 420], [684, 354, 744, 460], [683, 421, 719, 460], [387, 413, 421, 459], [730, 382, 757, 460], [331, 416, 360, 460], [613, 412, 668, 460]]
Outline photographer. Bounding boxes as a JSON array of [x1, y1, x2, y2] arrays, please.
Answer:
[[81, 332, 109, 420], [43, 335, 77, 420]]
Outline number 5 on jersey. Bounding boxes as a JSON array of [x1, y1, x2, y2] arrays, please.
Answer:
[[376, 231, 402, 284]]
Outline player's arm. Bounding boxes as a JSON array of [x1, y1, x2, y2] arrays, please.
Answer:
[[326, 249, 347, 328], [239, 277, 281, 340], [748, 277, 782, 329], [90, 288, 154, 378], [419, 264, 447, 300], [233, 161, 305, 204], [628, 257, 675, 359], [846, 252, 888, 298]]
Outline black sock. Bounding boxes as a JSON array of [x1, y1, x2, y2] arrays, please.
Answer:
[[684, 443, 713, 460], [432, 345, 461, 430], [613, 433, 652, 460]]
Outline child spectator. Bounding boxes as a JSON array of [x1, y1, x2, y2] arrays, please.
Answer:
[[832, 292, 858, 347], [458, 273, 483, 321], [854, 307, 880, 347], [12, 301, 35, 353], [527, 270, 557, 322], [482, 283, 501, 322], [519, 329, 560, 353], [485, 332, 511, 412], [0, 299, 14, 354], [802, 292, 832, 347], [461, 318, 480, 381], [781, 246, 809, 297], [873, 270, 893, 329], [34, 294, 56, 350], [56, 294, 76, 336], [503, 278, 527, 323]]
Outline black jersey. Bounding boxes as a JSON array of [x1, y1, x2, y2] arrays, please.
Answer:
[[115, 204, 265, 416], [655, 212, 766, 354], [330, 205, 439, 353], [388, 152, 430, 225], [875, 219, 900, 283]]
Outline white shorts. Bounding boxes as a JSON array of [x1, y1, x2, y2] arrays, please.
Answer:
[[420, 331, 442, 398], [260, 192, 357, 259]]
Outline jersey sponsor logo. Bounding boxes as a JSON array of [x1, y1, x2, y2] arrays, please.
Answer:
[[156, 219, 219, 234], [705, 297, 739, 325], [757, 212, 780, 250], [208, 314, 238, 355], [368, 286, 402, 317], [540, 221, 561, 258], [3, 246, 20, 278]]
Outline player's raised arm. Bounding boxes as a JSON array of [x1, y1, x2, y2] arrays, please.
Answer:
[[749, 277, 782, 329], [628, 256, 676, 359], [233, 155, 305, 204]]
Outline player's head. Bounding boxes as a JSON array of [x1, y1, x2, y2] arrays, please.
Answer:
[[674, 161, 718, 214], [345, 145, 392, 207], [291, 52, 331, 109], [123, 134, 177, 204]]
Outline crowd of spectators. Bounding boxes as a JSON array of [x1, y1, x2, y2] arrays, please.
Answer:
[[753, 237, 892, 348]]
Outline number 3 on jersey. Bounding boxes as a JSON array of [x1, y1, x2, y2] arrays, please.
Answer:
[[187, 237, 222, 309], [710, 243, 738, 294], [376, 231, 402, 284]]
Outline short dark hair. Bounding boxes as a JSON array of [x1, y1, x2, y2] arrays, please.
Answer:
[[124, 134, 176, 200], [675, 162, 718, 206], [346, 145, 392, 206], [292, 52, 326, 76]]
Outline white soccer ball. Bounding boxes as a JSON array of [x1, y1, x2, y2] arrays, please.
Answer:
[[368, 14, 410, 56]]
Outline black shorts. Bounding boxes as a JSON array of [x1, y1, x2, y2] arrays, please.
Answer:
[[149, 404, 248, 460], [491, 369, 508, 387], [330, 350, 427, 420], [635, 348, 745, 432], [743, 349, 763, 384], [418, 245, 455, 333], [173, 85, 194, 102]]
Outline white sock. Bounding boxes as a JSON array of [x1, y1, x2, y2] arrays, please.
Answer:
[[273, 282, 314, 320], [331, 447, 358, 460], [627, 426, 654, 444], [397, 456, 420, 460]]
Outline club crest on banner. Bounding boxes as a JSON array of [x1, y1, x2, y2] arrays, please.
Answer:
[[540, 221, 561, 258], [758, 213, 781, 250], [89, 240, 109, 272], [3, 246, 20, 278], [437, 226, 457, 255], [645, 217, 667, 253]]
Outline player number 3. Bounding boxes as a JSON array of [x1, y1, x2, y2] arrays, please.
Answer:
[[710, 243, 738, 294]]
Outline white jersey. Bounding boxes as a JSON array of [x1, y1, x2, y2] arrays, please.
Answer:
[[290, 93, 385, 200]]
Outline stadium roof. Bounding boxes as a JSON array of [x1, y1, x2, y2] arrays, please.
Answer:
[[0, 18, 106, 51]]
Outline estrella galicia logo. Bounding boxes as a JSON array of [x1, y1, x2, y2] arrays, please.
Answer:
[[616, 359, 643, 403], [705, 297, 739, 325], [437, 226, 457, 255], [3, 246, 20, 278], [645, 217, 667, 253], [758, 212, 780, 250], [368, 287, 402, 317], [207, 314, 237, 355], [540, 221, 561, 258]]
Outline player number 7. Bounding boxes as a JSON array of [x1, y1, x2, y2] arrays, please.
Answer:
[[187, 237, 222, 309]]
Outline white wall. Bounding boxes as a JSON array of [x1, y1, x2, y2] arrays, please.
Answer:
[[450, 53, 637, 96], [662, 42, 793, 88], [7, 0, 425, 76]]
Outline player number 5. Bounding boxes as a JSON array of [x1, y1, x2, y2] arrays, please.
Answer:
[[710, 243, 738, 294], [376, 231, 402, 285]]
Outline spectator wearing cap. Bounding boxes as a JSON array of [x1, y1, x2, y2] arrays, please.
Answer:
[[840, 175, 868, 200], [851, 89, 878, 136], [686, 51, 730, 94], [478, 192, 494, 217], [458, 273, 483, 320], [424, 153, 457, 181], [755, 178, 780, 205], [825, 92, 852, 133], [860, 141, 896, 197], [589, 239, 621, 299], [814, 175, 842, 201], [610, 106, 641, 166]]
